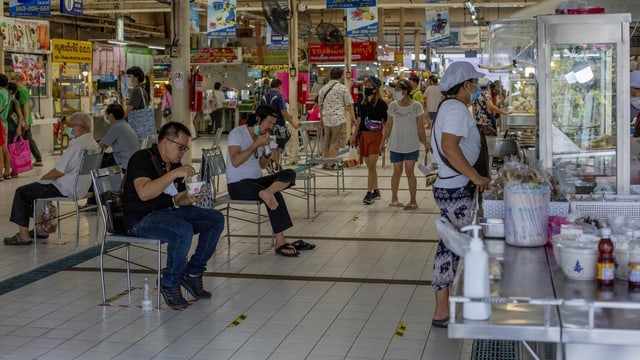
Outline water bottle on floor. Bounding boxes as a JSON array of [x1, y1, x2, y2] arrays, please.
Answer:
[[142, 278, 152, 311]]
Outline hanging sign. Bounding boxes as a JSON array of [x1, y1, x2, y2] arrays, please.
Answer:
[[308, 42, 376, 63], [190, 3, 200, 33], [425, 8, 450, 46], [207, 0, 237, 39], [327, 0, 375, 9], [9, 0, 50, 17], [60, 0, 82, 16], [52, 39, 92, 63], [266, 24, 288, 50], [459, 27, 480, 49], [0, 17, 50, 53], [346, 6, 377, 37], [190, 47, 242, 64]]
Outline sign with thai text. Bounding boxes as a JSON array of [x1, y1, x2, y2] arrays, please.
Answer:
[[52, 39, 92, 63], [9, 0, 50, 17], [190, 47, 242, 64], [308, 42, 376, 63], [327, 0, 375, 9], [60, 0, 82, 16]]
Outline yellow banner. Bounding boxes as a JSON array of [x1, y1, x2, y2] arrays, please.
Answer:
[[52, 39, 92, 64]]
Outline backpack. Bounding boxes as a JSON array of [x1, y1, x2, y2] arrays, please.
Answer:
[[260, 91, 291, 145]]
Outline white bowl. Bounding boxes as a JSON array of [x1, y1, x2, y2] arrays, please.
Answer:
[[551, 234, 599, 264], [186, 181, 210, 195], [559, 245, 598, 281]]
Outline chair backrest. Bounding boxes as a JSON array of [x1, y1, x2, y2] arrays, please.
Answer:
[[212, 127, 223, 149], [201, 148, 227, 197], [91, 165, 125, 235], [70, 149, 104, 199]]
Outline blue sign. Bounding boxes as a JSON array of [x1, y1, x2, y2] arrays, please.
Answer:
[[60, 0, 82, 16], [190, 3, 200, 33], [327, 0, 375, 9], [346, 6, 377, 37], [207, 0, 237, 39], [10, 0, 51, 17], [247, 68, 262, 79]]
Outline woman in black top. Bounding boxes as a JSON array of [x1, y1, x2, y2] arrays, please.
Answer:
[[351, 76, 388, 205], [124, 66, 149, 119]]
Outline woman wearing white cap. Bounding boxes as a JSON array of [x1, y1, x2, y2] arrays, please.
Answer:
[[430, 61, 491, 328]]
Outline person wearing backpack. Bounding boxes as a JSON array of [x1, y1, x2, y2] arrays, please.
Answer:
[[259, 79, 299, 170]]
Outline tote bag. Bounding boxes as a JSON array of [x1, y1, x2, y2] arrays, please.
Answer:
[[9, 135, 33, 174], [128, 88, 156, 139]]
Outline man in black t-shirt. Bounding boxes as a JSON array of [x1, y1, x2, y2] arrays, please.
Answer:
[[123, 122, 224, 310]]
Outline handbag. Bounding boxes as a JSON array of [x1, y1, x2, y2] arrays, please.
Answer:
[[103, 190, 125, 234], [8, 135, 33, 174], [272, 124, 291, 145], [128, 88, 156, 139]]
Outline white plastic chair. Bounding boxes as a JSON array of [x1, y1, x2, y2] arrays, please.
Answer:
[[91, 165, 162, 307]]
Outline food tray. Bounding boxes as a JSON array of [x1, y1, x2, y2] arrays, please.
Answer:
[[569, 195, 640, 222], [482, 199, 569, 218]]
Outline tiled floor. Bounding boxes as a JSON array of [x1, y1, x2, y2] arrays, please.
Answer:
[[0, 135, 472, 359]]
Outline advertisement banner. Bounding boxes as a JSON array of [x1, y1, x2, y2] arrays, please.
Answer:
[[190, 47, 242, 64], [266, 24, 288, 50], [425, 8, 449, 46], [10, 53, 46, 86], [9, 0, 50, 17], [207, 0, 237, 39], [346, 6, 377, 37], [459, 27, 480, 49], [308, 42, 376, 63], [327, 0, 375, 9], [0, 16, 50, 53], [60, 0, 82, 16], [52, 39, 92, 63], [190, 3, 200, 33]]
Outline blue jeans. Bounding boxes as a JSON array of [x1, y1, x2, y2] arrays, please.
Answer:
[[128, 206, 224, 287]]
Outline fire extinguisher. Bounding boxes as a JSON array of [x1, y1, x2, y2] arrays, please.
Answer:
[[189, 68, 203, 112], [351, 83, 360, 104], [297, 77, 307, 105]]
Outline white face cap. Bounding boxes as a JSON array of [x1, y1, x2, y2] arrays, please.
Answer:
[[439, 61, 486, 92]]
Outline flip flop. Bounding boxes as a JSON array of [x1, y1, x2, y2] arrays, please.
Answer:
[[3, 233, 33, 246], [388, 201, 404, 208], [431, 316, 449, 328], [291, 239, 316, 251], [403, 203, 418, 210], [275, 243, 299, 257]]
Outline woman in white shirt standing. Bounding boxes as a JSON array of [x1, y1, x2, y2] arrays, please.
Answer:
[[380, 79, 429, 210]]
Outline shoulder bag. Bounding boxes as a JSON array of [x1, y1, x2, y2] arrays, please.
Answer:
[[128, 87, 157, 139]]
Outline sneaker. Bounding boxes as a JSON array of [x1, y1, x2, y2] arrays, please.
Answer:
[[160, 283, 189, 309], [372, 189, 381, 200], [363, 192, 374, 205], [180, 274, 212, 299]]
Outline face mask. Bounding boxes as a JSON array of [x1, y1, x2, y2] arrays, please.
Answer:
[[468, 83, 481, 103], [253, 124, 260, 136], [394, 91, 404, 101], [632, 97, 640, 109], [66, 127, 75, 139], [103, 115, 110, 124], [126, 78, 133, 88], [364, 88, 375, 96]]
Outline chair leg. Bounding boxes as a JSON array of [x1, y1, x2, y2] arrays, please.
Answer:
[[157, 242, 162, 309], [100, 242, 107, 304], [74, 200, 80, 249], [226, 206, 231, 251], [126, 245, 132, 295], [33, 200, 37, 249], [257, 204, 261, 254]]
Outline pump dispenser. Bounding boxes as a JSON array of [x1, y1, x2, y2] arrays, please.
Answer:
[[461, 224, 492, 320]]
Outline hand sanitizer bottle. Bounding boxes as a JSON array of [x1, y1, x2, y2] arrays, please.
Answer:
[[461, 224, 492, 320], [141, 278, 152, 311]]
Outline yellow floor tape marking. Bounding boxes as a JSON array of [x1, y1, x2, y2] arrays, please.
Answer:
[[350, 216, 358, 222], [100, 287, 138, 306], [394, 321, 407, 337], [228, 313, 249, 327]]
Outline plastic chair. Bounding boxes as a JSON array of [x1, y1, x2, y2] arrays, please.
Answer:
[[33, 149, 103, 248], [201, 148, 272, 253], [91, 165, 162, 307]]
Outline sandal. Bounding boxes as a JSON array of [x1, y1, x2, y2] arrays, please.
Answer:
[[431, 316, 449, 328], [3, 233, 33, 246], [388, 201, 404, 208], [291, 239, 316, 251], [403, 203, 418, 210], [29, 229, 50, 239], [275, 243, 299, 257]]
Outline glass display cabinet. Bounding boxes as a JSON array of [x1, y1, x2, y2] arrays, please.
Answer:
[[537, 13, 631, 194]]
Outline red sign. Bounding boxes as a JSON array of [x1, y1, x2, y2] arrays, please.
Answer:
[[308, 41, 376, 63]]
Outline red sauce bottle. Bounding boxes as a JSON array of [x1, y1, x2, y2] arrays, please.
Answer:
[[597, 228, 615, 286]]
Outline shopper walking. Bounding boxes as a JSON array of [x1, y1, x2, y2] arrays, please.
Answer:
[[424, 75, 443, 126], [429, 61, 491, 328], [12, 72, 42, 167], [0, 74, 10, 179], [161, 84, 173, 125], [381, 79, 428, 210], [352, 76, 388, 205]]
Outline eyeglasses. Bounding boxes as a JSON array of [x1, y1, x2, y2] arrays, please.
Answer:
[[167, 138, 190, 152]]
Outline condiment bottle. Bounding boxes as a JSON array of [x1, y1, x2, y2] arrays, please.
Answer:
[[597, 228, 615, 286], [628, 231, 640, 288]]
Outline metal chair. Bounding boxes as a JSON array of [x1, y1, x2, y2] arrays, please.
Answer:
[[299, 121, 345, 195], [283, 169, 316, 219], [211, 127, 224, 151], [201, 148, 272, 253], [91, 166, 162, 307], [33, 149, 103, 248]]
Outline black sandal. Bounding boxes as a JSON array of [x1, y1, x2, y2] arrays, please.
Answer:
[[3, 233, 33, 246], [431, 316, 449, 328], [275, 243, 299, 257], [291, 239, 316, 251]]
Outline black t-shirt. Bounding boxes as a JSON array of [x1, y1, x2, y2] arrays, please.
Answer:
[[358, 99, 388, 132], [123, 144, 185, 230]]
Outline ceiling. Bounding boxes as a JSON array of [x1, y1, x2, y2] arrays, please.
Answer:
[[27, 0, 542, 49]]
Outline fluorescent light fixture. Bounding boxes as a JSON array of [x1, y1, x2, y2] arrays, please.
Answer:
[[107, 40, 128, 46], [148, 45, 165, 50]]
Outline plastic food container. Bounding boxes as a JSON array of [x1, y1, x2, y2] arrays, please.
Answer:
[[480, 218, 505, 239]]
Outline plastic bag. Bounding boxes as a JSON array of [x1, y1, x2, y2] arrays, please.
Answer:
[[38, 202, 58, 234], [8, 135, 33, 174], [435, 217, 471, 256]]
